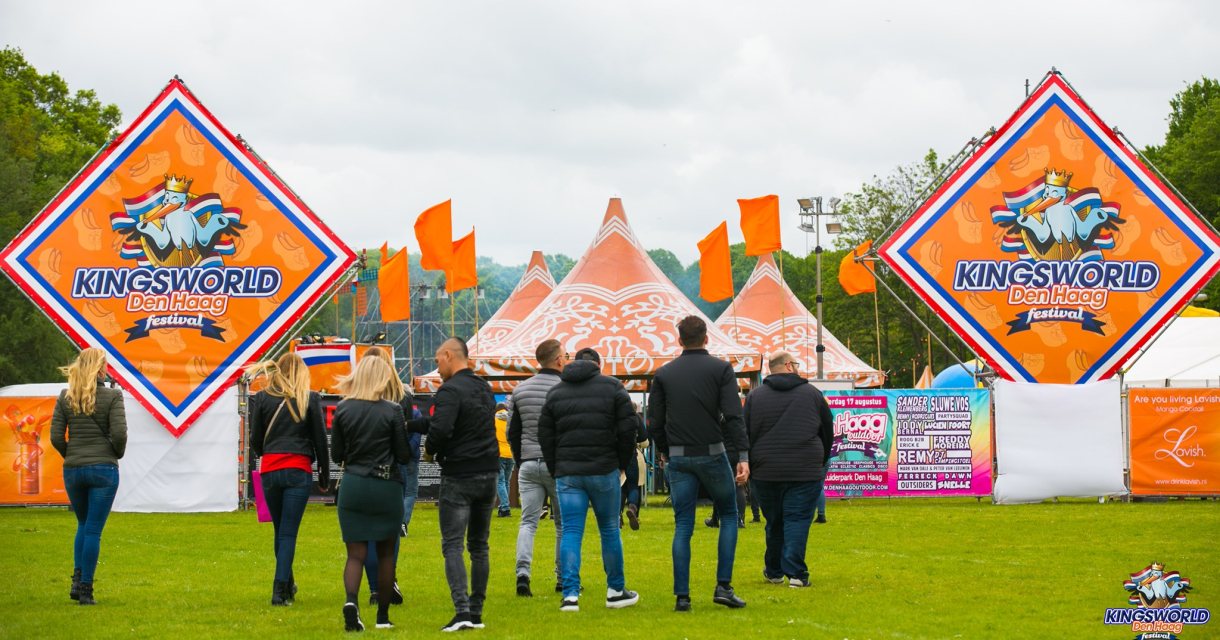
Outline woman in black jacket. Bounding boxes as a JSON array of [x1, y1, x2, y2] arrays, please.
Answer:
[[331, 355, 414, 631], [248, 352, 329, 606], [50, 348, 127, 606]]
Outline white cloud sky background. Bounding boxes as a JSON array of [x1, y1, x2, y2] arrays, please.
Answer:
[[2, 1, 1218, 265]]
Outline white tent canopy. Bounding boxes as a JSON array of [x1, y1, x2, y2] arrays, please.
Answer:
[[1123, 317, 1220, 388]]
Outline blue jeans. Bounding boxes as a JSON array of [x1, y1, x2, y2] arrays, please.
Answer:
[[402, 458, 420, 533], [439, 473, 496, 615], [496, 458, 515, 512], [261, 468, 312, 584], [753, 479, 823, 581], [666, 453, 738, 595], [815, 484, 826, 517], [556, 471, 625, 597], [64, 464, 119, 584]]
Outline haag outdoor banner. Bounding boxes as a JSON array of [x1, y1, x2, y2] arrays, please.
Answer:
[[1129, 388, 1220, 495], [0, 79, 355, 436], [879, 72, 1220, 384], [823, 389, 992, 498]]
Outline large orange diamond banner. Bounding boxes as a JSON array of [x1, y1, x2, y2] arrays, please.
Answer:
[[0, 79, 355, 435], [879, 73, 1220, 384]]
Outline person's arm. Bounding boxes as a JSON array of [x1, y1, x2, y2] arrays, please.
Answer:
[[390, 403, 413, 464], [248, 394, 267, 458], [718, 364, 750, 482], [647, 376, 669, 460], [743, 393, 755, 448], [308, 393, 330, 486], [330, 403, 347, 466], [50, 394, 68, 458], [423, 386, 458, 459], [537, 398, 557, 476], [613, 386, 636, 472], [107, 391, 127, 459], [506, 394, 523, 463]]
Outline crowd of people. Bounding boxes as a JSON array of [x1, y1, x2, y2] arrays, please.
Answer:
[[49, 315, 835, 633]]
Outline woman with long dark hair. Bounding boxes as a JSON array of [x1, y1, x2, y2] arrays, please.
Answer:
[[332, 355, 414, 631], [50, 348, 127, 606], [248, 352, 329, 606]]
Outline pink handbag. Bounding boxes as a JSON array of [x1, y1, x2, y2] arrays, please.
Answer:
[[251, 469, 272, 522]]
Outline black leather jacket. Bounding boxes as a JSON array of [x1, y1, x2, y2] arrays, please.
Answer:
[[331, 399, 413, 481], [250, 390, 330, 484]]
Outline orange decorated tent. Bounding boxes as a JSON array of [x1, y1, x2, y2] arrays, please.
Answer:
[[415, 198, 760, 392], [716, 253, 885, 387]]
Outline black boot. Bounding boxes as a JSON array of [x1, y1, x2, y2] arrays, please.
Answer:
[[78, 582, 96, 605], [70, 568, 82, 601], [271, 580, 288, 606]]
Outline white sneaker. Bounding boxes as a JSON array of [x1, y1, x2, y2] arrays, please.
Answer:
[[789, 577, 810, 588], [560, 597, 579, 612], [606, 588, 639, 608]]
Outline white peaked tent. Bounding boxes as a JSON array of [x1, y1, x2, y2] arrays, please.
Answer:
[[1123, 317, 1220, 387]]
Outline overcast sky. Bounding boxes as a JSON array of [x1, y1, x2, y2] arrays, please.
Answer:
[[3, 1, 1218, 266]]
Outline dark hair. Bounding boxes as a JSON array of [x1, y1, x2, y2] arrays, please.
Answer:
[[677, 315, 707, 349], [444, 337, 469, 359], [574, 347, 601, 365], [535, 339, 563, 367], [496, 402, 507, 411]]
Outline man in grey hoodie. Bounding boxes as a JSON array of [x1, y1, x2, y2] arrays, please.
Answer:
[[506, 339, 566, 597]]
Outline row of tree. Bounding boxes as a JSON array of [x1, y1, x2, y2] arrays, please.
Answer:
[[2, 47, 1217, 387]]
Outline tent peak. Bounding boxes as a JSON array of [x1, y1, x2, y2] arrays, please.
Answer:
[[602, 197, 627, 225]]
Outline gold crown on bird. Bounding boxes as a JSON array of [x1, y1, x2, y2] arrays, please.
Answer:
[[163, 173, 194, 194], [1044, 168, 1073, 188]]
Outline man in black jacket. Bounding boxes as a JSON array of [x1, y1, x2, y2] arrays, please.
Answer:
[[425, 338, 499, 632], [745, 351, 834, 589], [649, 316, 749, 611], [538, 348, 640, 612]]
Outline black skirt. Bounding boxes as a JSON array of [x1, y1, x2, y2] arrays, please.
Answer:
[[337, 474, 404, 542]]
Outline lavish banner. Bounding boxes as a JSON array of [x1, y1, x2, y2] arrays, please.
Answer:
[[0, 79, 355, 435], [1129, 388, 1220, 495], [0, 396, 66, 505], [879, 72, 1220, 384], [823, 389, 992, 498]]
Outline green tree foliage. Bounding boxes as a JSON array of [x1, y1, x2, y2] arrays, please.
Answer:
[[0, 48, 121, 386], [1144, 77, 1220, 310]]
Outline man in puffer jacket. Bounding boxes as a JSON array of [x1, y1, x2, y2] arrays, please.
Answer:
[[744, 351, 834, 590], [538, 348, 639, 612]]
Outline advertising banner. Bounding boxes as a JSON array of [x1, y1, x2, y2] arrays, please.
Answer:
[[879, 72, 1220, 384], [1129, 388, 1220, 495], [0, 79, 355, 436], [0, 396, 66, 505], [823, 389, 991, 498]]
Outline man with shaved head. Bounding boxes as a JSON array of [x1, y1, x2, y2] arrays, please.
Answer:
[[425, 337, 499, 632]]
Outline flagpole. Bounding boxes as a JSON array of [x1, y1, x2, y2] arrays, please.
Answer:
[[873, 287, 882, 373]]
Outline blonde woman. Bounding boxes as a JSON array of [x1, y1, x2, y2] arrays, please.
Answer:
[[332, 355, 414, 631], [50, 348, 127, 606], [247, 352, 329, 606]]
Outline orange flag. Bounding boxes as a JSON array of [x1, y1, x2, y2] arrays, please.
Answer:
[[697, 221, 733, 303], [737, 194, 781, 256], [447, 229, 477, 293], [379, 242, 389, 265], [379, 247, 411, 322], [838, 240, 876, 295], [414, 200, 453, 271]]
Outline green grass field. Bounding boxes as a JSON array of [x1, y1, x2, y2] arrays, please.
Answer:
[[0, 497, 1216, 639]]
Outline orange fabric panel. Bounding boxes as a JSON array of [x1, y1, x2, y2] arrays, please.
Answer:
[[839, 240, 877, 295], [447, 229, 477, 293], [737, 194, 781, 256], [379, 247, 411, 322], [697, 221, 733, 302], [414, 199, 453, 272]]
